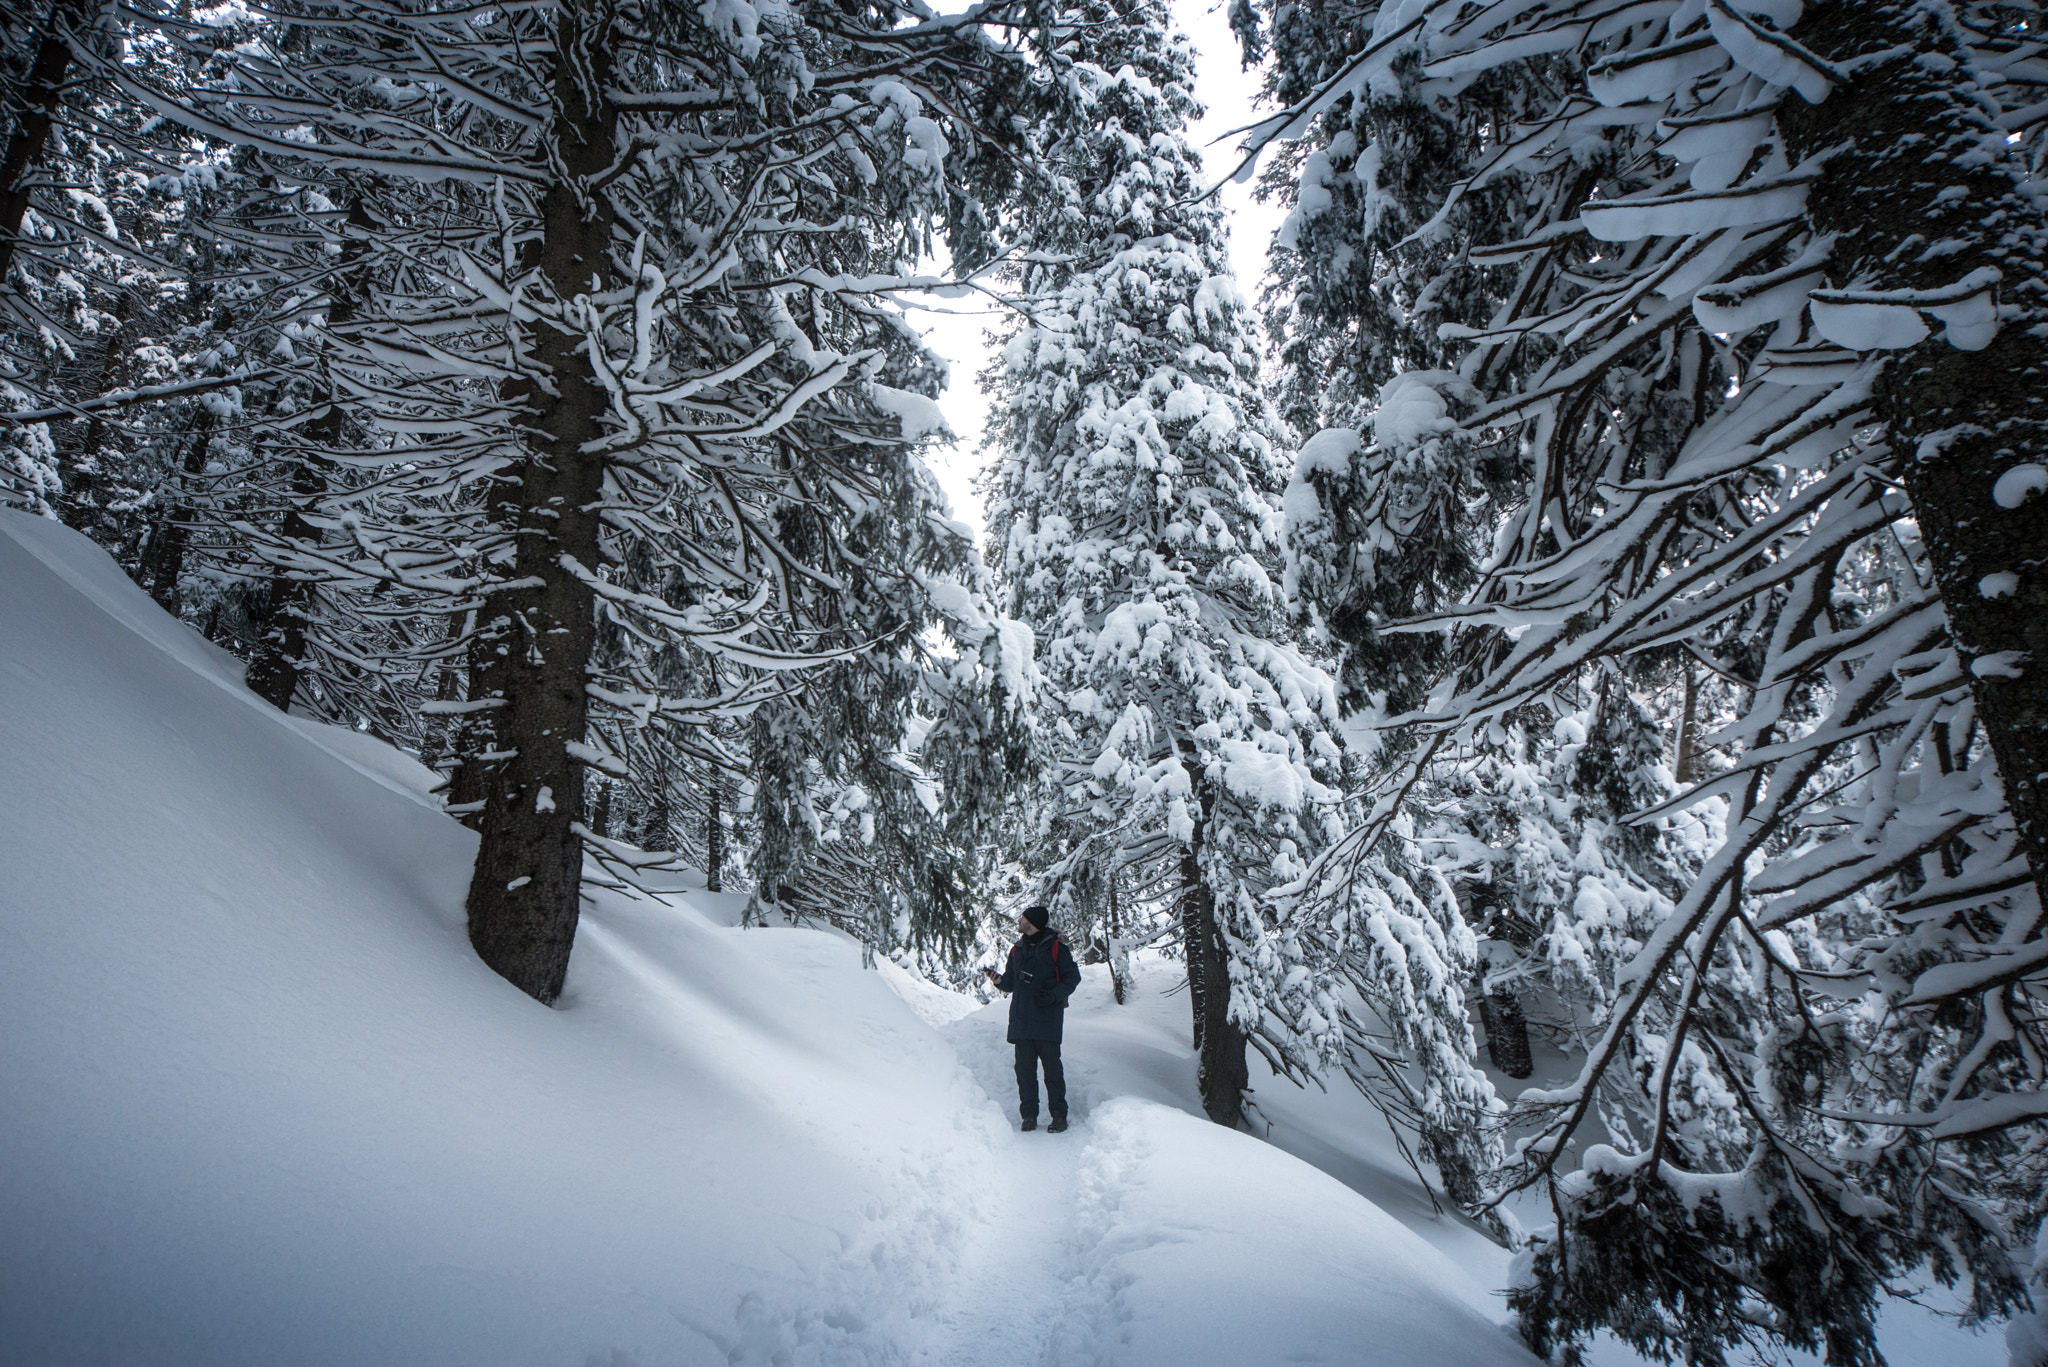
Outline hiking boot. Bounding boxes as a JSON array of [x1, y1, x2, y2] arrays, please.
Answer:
[[1020, 1117, 1037, 1132], [1047, 1116, 1068, 1134]]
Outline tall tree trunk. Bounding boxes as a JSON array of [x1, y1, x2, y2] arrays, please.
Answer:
[[463, 3, 618, 1004], [1672, 663, 1697, 786], [0, 0, 84, 286], [245, 451, 325, 711], [248, 197, 376, 712], [706, 777, 723, 892], [1181, 851, 1205, 1053], [136, 409, 214, 615], [1783, 5, 2048, 918], [1181, 783, 1247, 1126], [1107, 869, 1127, 1006], [65, 290, 129, 518]]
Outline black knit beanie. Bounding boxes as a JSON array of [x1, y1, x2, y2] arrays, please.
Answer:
[[1021, 904, 1050, 931]]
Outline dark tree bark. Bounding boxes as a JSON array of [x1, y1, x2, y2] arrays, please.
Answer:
[[1108, 873, 1128, 1005], [1476, 976, 1533, 1080], [643, 785, 672, 853], [245, 452, 324, 711], [463, 4, 618, 1004], [135, 408, 214, 615], [63, 290, 129, 516], [0, 0, 85, 285], [705, 778, 723, 891], [1180, 781, 1247, 1126], [1783, 4, 2048, 918], [589, 779, 612, 842], [248, 197, 378, 712]]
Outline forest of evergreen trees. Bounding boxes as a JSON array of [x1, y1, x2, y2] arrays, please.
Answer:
[[4, 0, 2046, 1362]]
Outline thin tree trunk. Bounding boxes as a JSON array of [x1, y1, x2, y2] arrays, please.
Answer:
[[706, 777, 723, 892], [463, 3, 618, 1004], [64, 290, 129, 517], [248, 197, 375, 712], [1181, 782, 1246, 1127], [1784, 5, 2048, 920], [0, 0, 84, 285], [136, 409, 214, 615], [1182, 851, 1205, 1052], [1107, 869, 1127, 1006], [245, 451, 324, 711], [589, 779, 611, 842], [1672, 663, 1697, 786]]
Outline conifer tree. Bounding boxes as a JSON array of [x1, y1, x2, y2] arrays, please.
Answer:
[[87, 0, 1043, 1003], [1237, 0, 2048, 1357], [984, 0, 1359, 1126]]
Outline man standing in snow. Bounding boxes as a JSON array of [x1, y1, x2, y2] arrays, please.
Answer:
[[985, 905, 1082, 1133]]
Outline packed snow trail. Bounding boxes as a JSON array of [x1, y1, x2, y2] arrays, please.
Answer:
[[0, 510, 2001, 1366]]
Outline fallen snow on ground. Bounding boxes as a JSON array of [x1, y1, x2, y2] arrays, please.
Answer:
[[0, 509, 1530, 1366], [877, 955, 985, 1030], [0, 510, 2005, 1367]]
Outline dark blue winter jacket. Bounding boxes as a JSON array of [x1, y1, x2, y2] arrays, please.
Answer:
[[995, 929, 1083, 1042]]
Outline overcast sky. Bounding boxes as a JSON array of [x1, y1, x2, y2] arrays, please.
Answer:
[[915, 0, 1286, 542]]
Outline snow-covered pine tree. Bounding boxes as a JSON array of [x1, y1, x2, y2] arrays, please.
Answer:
[[0, 5, 69, 276], [0, 4, 431, 733], [983, 0, 1357, 1127], [0, 0, 96, 515], [1238, 0, 2048, 1358], [0, 5, 314, 671], [737, 449, 1032, 963], [92, 0, 1044, 1003], [3, 5, 178, 527]]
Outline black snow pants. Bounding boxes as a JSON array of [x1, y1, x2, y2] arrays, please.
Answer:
[[1014, 1038, 1066, 1121]]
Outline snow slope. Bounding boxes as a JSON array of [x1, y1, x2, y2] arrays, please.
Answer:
[[0, 507, 1536, 1366], [982, 960, 2007, 1367]]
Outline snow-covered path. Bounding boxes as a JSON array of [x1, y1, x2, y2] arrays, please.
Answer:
[[749, 985, 1542, 1367], [899, 1038, 1085, 1366]]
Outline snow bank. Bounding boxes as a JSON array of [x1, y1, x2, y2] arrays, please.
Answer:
[[0, 510, 1534, 1367], [0, 516, 992, 1367]]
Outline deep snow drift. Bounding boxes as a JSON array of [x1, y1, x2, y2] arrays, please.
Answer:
[[0, 511, 2005, 1367], [0, 509, 1532, 1365]]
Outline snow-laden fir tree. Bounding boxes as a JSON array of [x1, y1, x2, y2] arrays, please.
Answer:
[[0, 2, 272, 596], [82, 0, 1041, 1003], [738, 468, 1035, 965], [982, 0, 1489, 1140], [0, 0, 450, 726], [1237, 0, 2048, 1358]]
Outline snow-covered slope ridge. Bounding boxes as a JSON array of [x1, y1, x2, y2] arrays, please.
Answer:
[[0, 509, 1532, 1367]]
